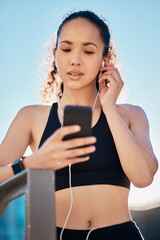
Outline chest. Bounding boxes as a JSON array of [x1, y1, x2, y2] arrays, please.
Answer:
[[31, 104, 129, 151]]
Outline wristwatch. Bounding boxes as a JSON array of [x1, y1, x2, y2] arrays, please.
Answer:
[[11, 157, 25, 175]]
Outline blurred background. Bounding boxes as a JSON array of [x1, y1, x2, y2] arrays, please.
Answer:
[[0, 0, 160, 239]]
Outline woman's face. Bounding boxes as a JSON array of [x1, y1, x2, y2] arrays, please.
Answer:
[[54, 18, 105, 91]]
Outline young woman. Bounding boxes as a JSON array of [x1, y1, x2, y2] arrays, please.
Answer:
[[0, 10, 158, 240]]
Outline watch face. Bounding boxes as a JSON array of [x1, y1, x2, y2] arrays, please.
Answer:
[[12, 158, 25, 175], [14, 159, 21, 165]]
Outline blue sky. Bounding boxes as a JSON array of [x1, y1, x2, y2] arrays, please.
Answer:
[[0, 0, 160, 207]]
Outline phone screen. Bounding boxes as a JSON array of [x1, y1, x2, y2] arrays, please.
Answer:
[[62, 105, 92, 141]]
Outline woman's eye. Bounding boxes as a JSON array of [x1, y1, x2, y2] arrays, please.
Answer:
[[61, 49, 94, 54], [85, 51, 94, 54], [62, 49, 71, 52]]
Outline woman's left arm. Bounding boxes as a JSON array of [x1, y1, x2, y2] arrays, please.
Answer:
[[105, 104, 158, 188], [99, 62, 158, 188]]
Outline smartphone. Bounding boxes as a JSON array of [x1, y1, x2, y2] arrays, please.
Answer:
[[63, 105, 92, 141]]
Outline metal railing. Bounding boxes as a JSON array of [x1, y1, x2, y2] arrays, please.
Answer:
[[0, 168, 160, 239], [0, 169, 56, 240], [130, 203, 160, 239]]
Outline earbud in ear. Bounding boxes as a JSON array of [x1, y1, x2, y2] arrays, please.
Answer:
[[101, 60, 105, 68]]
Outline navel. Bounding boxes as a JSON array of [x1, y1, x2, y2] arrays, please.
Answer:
[[88, 220, 92, 228]]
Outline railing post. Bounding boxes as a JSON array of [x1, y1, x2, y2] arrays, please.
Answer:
[[25, 169, 56, 240], [0, 169, 57, 240]]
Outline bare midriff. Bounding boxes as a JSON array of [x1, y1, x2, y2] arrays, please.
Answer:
[[55, 184, 132, 230]]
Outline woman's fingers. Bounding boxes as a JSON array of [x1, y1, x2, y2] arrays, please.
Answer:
[[51, 126, 97, 149], [99, 75, 118, 88], [64, 145, 96, 158], [50, 145, 95, 170], [99, 65, 122, 82], [99, 68, 122, 81], [64, 136, 97, 149], [39, 126, 97, 170], [49, 140, 96, 159], [99, 71, 117, 82], [99, 72, 124, 88], [51, 125, 81, 141]]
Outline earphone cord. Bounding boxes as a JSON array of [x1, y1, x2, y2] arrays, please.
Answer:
[[59, 164, 73, 240], [56, 83, 99, 240]]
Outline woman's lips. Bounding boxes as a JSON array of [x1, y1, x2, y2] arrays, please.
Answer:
[[67, 71, 84, 80]]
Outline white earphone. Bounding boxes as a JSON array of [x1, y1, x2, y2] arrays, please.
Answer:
[[101, 60, 105, 67]]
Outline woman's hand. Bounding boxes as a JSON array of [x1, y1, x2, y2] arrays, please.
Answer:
[[27, 125, 96, 170], [98, 62, 124, 111]]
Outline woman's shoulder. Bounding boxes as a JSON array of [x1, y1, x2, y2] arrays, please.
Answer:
[[117, 103, 146, 116], [13, 104, 53, 132], [15, 104, 54, 150], [116, 103, 148, 127], [19, 104, 52, 113], [17, 104, 52, 119], [116, 103, 145, 113]]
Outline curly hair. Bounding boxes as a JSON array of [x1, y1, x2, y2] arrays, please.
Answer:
[[40, 10, 117, 104]]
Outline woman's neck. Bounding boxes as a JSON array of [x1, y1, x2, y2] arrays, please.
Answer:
[[59, 86, 100, 110]]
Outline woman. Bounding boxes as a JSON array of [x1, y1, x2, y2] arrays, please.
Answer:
[[0, 10, 158, 240]]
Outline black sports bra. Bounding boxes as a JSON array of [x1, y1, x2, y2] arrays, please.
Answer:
[[39, 103, 130, 191]]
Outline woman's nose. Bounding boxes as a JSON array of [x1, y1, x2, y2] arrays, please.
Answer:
[[70, 54, 81, 66]]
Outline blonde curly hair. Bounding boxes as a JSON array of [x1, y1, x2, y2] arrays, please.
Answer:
[[40, 10, 118, 104]]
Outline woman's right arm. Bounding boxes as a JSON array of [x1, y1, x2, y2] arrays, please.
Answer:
[[0, 106, 96, 184], [0, 106, 34, 183]]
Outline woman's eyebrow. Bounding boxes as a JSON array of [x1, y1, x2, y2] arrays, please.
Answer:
[[83, 42, 98, 48], [60, 40, 98, 48], [60, 40, 72, 45]]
